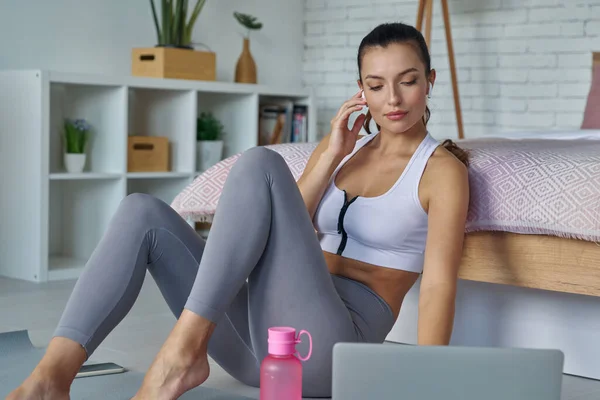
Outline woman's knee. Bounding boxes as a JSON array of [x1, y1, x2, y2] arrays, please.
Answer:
[[232, 146, 288, 177], [116, 192, 169, 221]]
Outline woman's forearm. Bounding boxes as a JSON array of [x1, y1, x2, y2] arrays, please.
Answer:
[[417, 286, 456, 346], [298, 150, 344, 219]]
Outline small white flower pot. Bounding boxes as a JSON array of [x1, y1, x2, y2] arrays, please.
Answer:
[[196, 140, 224, 172], [64, 153, 86, 173]]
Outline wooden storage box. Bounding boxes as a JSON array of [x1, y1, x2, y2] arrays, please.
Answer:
[[127, 136, 170, 172], [131, 47, 216, 81]]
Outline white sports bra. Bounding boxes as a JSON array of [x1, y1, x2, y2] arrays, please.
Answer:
[[313, 131, 440, 273]]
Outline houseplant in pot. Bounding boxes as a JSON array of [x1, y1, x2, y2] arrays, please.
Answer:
[[196, 111, 224, 172], [131, 0, 216, 81], [63, 118, 91, 173], [234, 12, 263, 84]]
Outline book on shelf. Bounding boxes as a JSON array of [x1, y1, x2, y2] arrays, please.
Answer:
[[258, 100, 308, 145]]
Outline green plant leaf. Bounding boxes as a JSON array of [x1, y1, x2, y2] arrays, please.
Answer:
[[150, 0, 163, 44], [64, 120, 89, 154], [197, 112, 224, 141], [162, 0, 169, 44], [173, 0, 184, 46], [187, 0, 206, 30], [234, 12, 263, 31], [180, 0, 188, 45], [184, 0, 206, 45], [169, 0, 174, 44], [183, 26, 191, 46], [168, 0, 175, 45]]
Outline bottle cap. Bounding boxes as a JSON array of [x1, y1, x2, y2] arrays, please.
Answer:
[[267, 326, 312, 361]]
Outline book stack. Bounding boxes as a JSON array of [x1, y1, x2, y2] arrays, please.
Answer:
[[259, 100, 308, 145]]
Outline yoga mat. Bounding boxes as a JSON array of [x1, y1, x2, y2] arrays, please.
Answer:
[[0, 330, 254, 400]]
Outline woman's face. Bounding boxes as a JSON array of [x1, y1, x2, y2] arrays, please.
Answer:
[[359, 42, 433, 134]]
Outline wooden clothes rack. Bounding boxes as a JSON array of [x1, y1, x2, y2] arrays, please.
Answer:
[[416, 0, 464, 139]]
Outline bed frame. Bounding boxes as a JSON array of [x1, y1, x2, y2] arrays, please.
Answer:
[[196, 220, 600, 297], [459, 232, 600, 298], [459, 52, 600, 298]]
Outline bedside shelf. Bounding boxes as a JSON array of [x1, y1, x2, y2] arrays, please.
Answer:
[[50, 173, 123, 180], [0, 70, 315, 282], [126, 172, 192, 179]]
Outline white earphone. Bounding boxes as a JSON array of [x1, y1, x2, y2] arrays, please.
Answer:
[[361, 90, 366, 100]]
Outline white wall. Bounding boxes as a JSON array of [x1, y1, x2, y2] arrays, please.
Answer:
[[303, 0, 600, 140], [0, 0, 304, 88]]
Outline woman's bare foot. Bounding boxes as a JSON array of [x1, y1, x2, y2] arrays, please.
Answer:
[[6, 337, 86, 400], [6, 370, 70, 400], [132, 310, 216, 400], [132, 348, 210, 400]]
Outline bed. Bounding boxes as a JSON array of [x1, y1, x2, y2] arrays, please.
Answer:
[[171, 130, 600, 298], [455, 131, 600, 298]]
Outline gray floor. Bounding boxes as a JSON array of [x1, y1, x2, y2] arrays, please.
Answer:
[[1, 274, 599, 400]]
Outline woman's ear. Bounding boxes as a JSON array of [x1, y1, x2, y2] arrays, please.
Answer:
[[427, 69, 437, 98], [357, 80, 364, 99]]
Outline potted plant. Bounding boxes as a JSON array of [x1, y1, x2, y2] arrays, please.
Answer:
[[233, 12, 263, 84], [131, 0, 216, 81], [196, 111, 224, 171], [63, 118, 91, 173]]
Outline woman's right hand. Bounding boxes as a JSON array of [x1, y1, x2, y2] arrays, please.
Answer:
[[325, 90, 367, 160]]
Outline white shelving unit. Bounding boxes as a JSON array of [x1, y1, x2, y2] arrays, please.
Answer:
[[0, 70, 316, 282]]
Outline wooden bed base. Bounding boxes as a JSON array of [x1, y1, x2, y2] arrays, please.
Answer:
[[460, 232, 600, 298]]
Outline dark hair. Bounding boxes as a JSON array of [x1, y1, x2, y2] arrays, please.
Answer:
[[357, 22, 469, 167]]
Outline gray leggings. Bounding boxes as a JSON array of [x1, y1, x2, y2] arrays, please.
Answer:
[[54, 147, 395, 397]]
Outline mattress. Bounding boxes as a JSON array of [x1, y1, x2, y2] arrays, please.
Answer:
[[459, 136, 600, 242], [479, 129, 600, 141], [171, 132, 600, 243]]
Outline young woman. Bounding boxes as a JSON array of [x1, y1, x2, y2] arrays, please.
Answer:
[[9, 22, 469, 400]]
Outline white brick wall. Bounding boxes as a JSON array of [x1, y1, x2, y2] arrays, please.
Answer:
[[303, 0, 600, 140]]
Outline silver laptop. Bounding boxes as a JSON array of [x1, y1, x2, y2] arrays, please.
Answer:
[[332, 343, 564, 400]]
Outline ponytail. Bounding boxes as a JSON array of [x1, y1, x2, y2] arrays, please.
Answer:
[[441, 139, 470, 167], [362, 109, 380, 134]]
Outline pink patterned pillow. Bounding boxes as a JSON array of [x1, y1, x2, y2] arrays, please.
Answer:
[[171, 142, 318, 222]]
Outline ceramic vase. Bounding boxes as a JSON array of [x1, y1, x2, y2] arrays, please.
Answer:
[[196, 140, 224, 172], [64, 153, 86, 173], [235, 38, 257, 84]]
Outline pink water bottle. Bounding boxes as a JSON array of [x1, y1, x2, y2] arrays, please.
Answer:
[[260, 326, 313, 400]]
